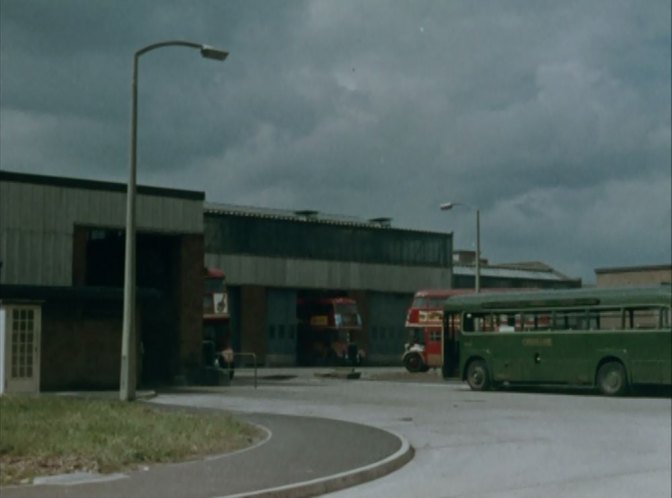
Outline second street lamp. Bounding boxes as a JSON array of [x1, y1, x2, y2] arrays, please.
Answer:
[[120, 41, 229, 402], [440, 202, 481, 293]]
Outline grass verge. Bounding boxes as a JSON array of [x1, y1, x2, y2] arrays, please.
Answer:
[[0, 395, 264, 486]]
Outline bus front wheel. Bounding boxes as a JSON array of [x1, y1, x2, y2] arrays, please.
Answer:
[[466, 360, 491, 391], [597, 361, 628, 396], [404, 353, 424, 373]]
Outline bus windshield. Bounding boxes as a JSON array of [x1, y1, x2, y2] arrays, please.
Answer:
[[334, 303, 359, 315]]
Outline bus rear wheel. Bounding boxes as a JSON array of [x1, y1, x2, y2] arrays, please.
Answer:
[[466, 360, 491, 391], [404, 353, 424, 373], [597, 361, 628, 396]]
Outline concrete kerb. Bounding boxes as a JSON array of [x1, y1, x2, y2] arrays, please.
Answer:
[[220, 431, 414, 498], [51, 390, 158, 401], [44, 382, 415, 497]]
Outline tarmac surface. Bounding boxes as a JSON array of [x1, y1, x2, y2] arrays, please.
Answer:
[[1, 370, 414, 498], [4, 367, 669, 497]]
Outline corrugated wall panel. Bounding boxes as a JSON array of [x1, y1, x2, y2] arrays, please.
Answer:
[[205, 253, 451, 293], [136, 195, 202, 233], [266, 288, 297, 365], [1, 183, 27, 228], [0, 228, 73, 286], [1, 183, 205, 234], [74, 189, 123, 228], [367, 292, 410, 365], [99, 190, 117, 226], [1, 178, 204, 286], [42, 186, 61, 232]]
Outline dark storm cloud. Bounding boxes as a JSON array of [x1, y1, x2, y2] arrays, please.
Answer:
[[1, 0, 670, 282]]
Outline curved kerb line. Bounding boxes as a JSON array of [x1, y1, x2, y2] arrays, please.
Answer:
[[218, 430, 414, 498], [203, 422, 273, 462]]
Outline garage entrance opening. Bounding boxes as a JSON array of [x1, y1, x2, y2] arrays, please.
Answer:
[[83, 228, 180, 384]]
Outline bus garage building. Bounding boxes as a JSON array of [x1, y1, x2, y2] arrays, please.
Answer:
[[1, 170, 581, 391]]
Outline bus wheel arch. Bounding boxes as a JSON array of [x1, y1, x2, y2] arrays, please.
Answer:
[[596, 358, 629, 396], [403, 352, 425, 373], [465, 357, 491, 391]]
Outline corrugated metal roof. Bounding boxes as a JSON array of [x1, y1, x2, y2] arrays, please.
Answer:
[[204, 202, 448, 235], [205, 202, 364, 224], [1, 170, 204, 200], [453, 264, 570, 281]]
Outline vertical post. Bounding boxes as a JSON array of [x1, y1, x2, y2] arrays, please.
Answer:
[[119, 42, 228, 401], [475, 209, 481, 293], [120, 54, 139, 401]]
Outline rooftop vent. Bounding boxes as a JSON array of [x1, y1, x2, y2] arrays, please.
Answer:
[[368, 217, 392, 228], [294, 210, 319, 221]]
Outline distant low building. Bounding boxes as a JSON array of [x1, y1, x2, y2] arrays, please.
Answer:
[[452, 250, 581, 289], [595, 265, 672, 287]]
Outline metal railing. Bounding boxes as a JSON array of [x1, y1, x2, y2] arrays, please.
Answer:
[[228, 352, 258, 389]]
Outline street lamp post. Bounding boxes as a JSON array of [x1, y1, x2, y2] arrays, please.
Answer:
[[440, 202, 481, 293], [120, 41, 229, 401]]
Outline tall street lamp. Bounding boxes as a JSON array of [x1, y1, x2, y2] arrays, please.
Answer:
[[440, 202, 481, 293], [120, 41, 229, 401]]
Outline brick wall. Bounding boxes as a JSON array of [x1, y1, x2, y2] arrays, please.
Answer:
[[41, 302, 124, 390], [177, 234, 204, 377]]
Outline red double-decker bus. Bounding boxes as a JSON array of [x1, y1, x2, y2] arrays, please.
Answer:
[[403, 288, 537, 373], [297, 297, 364, 366], [402, 289, 467, 372]]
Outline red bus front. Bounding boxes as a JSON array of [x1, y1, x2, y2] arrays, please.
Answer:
[[403, 289, 468, 372], [403, 288, 538, 374]]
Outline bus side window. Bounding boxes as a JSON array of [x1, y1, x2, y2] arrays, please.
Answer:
[[553, 310, 584, 330], [628, 308, 659, 330], [480, 314, 491, 332], [522, 313, 538, 331], [474, 314, 485, 332], [586, 312, 600, 330], [463, 313, 474, 333], [533, 312, 552, 331], [595, 309, 623, 330], [513, 313, 525, 332], [496, 313, 515, 332], [476, 313, 496, 332]]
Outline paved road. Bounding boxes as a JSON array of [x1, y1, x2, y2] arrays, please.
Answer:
[[155, 368, 672, 498], [3, 368, 670, 497]]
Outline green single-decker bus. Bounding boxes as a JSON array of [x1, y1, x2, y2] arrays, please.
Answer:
[[444, 285, 671, 395]]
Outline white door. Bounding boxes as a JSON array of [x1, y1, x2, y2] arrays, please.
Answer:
[[4, 305, 41, 393]]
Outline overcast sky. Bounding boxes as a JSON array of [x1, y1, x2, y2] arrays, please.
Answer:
[[1, 0, 670, 283]]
